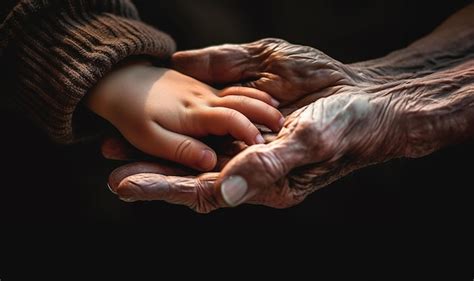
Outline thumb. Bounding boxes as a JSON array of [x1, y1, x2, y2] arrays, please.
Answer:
[[215, 139, 304, 207], [171, 44, 259, 84]]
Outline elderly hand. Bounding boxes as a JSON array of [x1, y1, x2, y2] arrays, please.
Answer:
[[106, 82, 406, 212], [172, 38, 367, 106], [108, 55, 474, 212]]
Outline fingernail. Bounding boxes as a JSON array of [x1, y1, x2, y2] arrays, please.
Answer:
[[199, 149, 216, 170], [270, 98, 280, 107], [221, 176, 248, 207], [279, 117, 285, 128], [107, 183, 117, 195], [255, 134, 265, 144]]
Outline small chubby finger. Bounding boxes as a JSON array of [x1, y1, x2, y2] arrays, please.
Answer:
[[218, 87, 280, 107], [134, 123, 217, 171], [195, 107, 264, 146], [213, 95, 284, 132]]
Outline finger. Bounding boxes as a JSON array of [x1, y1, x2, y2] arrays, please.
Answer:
[[135, 124, 217, 172], [171, 44, 259, 84], [213, 95, 284, 132], [215, 139, 305, 207], [107, 151, 235, 196], [218, 87, 280, 107], [108, 162, 193, 194], [243, 73, 284, 94], [114, 172, 226, 213], [194, 108, 264, 146]]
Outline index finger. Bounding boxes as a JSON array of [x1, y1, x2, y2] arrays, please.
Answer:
[[196, 107, 264, 146], [171, 44, 258, 84]]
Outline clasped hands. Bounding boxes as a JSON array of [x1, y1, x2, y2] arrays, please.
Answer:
[[102, 5, 474, 213], [100, 38, 407, 213]]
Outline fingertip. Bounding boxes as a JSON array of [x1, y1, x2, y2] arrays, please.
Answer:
[[279, 117, 285, 128], [221, 175, 248, 207], [271, 98, 280, 108], [197, 149, 217, 171], [243, 123, 262, 146], [116, 178, 139, 202], [171, 50, 203, 72], [171, 50, 192, 61], [270, 112, 285, 132], [255, 134, 265, 144], [170, 52, 182, 66], [270, 115, 285, 132]]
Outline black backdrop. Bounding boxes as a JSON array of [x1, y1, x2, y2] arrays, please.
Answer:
[[0, 0, 473, 225]]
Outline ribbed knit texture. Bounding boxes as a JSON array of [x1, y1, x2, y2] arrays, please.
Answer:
[[0, 0, 176, 143]]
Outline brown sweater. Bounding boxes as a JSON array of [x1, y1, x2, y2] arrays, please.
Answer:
[[0, 0, 176, 143]]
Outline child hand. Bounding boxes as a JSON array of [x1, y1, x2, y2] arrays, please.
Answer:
[[86, 60, 283, 171]]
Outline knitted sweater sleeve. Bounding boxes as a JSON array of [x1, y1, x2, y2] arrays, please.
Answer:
[[0, 0, 176, 143]]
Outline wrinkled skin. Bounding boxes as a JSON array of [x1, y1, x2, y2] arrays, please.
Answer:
[[106, 76, 407, 212], [106, 42, 386, 211], [107, 4, 474, 213], [171, 38, 364, 106]]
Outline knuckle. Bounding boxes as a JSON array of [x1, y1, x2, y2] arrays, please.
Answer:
[[233, 96, 247, 107], [217, 88, 230, 97], [243, 80, 257, 89], [191, 174, 220, 214], [206, 95, 220, 107], [174, 138, 194, 163], [258, 38, 288, 46], [193, 180, 218, 214], [248, 148, 288, 181], [211, 96, 225, 107], [225, 109, 240, 123], [245, 121, 256, 133]]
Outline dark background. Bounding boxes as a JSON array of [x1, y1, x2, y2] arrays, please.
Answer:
[[0, 0, 473, 226]]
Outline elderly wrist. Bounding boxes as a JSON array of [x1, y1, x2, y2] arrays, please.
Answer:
[[387, 62, 474, 158], [367, 81, 446, 160], [357, 93, 407, 162]]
